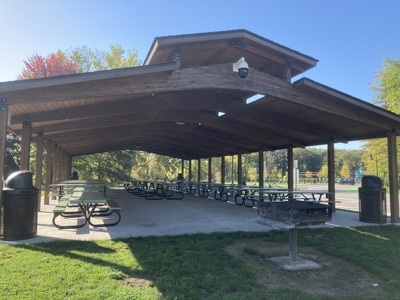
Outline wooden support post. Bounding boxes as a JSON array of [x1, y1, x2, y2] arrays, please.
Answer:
[[44, 139, 53, 205], [60, 148, 65, 182], [52, 145, 59, 184], [20, 118, 32, 170], [0, 99, 8, 210], [221, 156, 225, 184], [173, 45, 181, 62], [35, 130, 44, 210], [287, 146, 294, 190], [60, 151, 68, 181], [181, 159, 185, 178], [387, 128, 399, 223], [61, 151, 66, 181], [327, 139, 336, 211], [66, 154, 72, 180], [284, 60, 292, 83], [57, 148, 62, 182], [258, 151, 264, 187]]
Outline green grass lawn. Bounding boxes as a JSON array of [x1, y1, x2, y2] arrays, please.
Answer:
[[1, 226, 400, 299]]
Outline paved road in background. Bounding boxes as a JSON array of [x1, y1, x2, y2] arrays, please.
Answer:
[[300, 183, 391, 216]]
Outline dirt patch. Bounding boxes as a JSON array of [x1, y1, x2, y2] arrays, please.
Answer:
[[120, 275, 156, 289], [225, 239, 383, 298]]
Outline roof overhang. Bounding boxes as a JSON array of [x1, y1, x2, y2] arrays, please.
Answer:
[[0, 30, 399, 159]]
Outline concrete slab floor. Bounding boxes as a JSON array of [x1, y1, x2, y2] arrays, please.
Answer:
[[0, 187, 390, 245]]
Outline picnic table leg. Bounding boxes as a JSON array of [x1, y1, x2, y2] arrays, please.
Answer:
[[88, 203, 121, 227], [52, 213, 88, 229], [234, 193, 244, 206], [52, 204, 88, 229]]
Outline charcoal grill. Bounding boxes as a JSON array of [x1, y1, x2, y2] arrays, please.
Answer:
[[258, 200, 332, 269], [258, 200, 332, 226]]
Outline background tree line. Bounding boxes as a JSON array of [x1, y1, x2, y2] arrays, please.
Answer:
[[5, 45, 399, 186]]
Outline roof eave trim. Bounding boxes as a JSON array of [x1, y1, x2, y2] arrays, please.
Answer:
[[0, 61, 180, 92], [293, 77, 400, 121], [144, 29, 318, 67]]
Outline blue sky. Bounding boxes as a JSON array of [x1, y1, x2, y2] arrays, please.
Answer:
[[1, 0, 399, 149]]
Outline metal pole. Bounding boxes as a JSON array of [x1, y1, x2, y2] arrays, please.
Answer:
[[288, 227, 298, 262]]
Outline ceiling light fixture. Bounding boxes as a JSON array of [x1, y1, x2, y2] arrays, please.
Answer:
[[176, 121, 185, 125]]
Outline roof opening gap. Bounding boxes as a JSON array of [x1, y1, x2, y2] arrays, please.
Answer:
[[246, 94, 266, 104]]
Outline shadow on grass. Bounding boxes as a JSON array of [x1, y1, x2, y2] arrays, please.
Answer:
[[12, 226, 400, 299], [16, 232, 278, 298], [18, 239, 138, 277]]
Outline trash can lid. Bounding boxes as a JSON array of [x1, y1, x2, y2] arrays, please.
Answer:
[[5, 170, 34, 189], [361, 175, 382, 188]]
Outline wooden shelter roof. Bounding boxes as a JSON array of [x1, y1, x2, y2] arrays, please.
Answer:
[[1, 29, 400, 159]]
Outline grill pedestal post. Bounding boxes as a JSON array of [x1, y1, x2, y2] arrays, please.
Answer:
[[288, 227, 298, 262]]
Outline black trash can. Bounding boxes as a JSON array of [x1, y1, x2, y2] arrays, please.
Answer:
[[0, 171, 39, 240], [358, 175, 387, 224]]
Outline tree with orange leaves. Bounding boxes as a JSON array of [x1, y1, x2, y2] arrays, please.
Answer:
[[17, 50, 77, 79]]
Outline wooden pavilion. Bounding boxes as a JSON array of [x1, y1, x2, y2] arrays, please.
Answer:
[[0, 29, 399, 222]]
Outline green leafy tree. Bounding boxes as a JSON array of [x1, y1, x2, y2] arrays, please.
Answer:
[[129, 152, 181, 181], [265, 151, 276, 184], [66, 45, 142, 72], [294, 148, 324, 173], [372, 56, 400, 113], [362, 139, 388, 178], [64, 45, 142, 181], [363, 55, 400, 182], [210, 157, 222, 182], [273, 150, 288, 180], [73, 151, 135, 183], [335, 149, 365, 179], [4, 132, 20, 177], [339, 164, 351, 179]]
